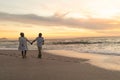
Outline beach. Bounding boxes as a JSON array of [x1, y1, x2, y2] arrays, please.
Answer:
[[0, 50, 120, 80]]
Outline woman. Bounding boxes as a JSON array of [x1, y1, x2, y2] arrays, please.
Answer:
[[18, 32, 31, 58]]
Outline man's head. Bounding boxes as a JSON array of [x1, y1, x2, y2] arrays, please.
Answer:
[[39, 33, 42, 37]]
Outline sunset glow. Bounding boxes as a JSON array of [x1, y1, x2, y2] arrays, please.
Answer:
[[0, 0, 120, 39]]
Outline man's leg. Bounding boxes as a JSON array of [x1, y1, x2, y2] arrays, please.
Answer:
[[38, 47, 42, 58]]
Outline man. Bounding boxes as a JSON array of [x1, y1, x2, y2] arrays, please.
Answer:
[[31, 33, 44, 58]]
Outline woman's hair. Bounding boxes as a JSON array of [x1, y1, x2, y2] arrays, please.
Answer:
[[20, 32, 24, 37]]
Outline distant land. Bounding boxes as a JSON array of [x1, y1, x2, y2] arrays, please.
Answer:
[[0, 38, 8, 40]]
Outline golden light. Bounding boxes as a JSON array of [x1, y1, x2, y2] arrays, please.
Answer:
[[65, 12, 89, 19], [93, 8, 119, 19]]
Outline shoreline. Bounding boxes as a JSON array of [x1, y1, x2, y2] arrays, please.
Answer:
[[0, 50, 120, 80], [45, 50, 120, 71], [1, 50, 120, 71]]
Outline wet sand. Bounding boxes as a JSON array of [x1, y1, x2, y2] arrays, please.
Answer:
[[0, 50, 120, 80]]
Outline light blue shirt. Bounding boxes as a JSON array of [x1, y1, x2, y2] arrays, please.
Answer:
[[35, 37, 44, 47]]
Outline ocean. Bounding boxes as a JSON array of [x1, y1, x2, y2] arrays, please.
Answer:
[[1, 37, 120, 55]]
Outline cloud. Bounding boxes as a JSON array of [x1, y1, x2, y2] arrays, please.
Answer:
[[0, 12, 120, 30], [54, 11, 70, 18], [0, 29, 18, 33]]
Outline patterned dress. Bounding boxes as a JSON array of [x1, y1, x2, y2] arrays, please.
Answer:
[[18, 37, 28, 51]]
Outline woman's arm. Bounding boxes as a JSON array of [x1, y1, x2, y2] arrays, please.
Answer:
[[26, 38, 31, 44]]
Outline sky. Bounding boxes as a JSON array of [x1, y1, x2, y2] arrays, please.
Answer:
[[0, 0, 120, 39]]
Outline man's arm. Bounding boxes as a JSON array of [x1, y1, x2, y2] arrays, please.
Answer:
[[31, 38, 37, 45]]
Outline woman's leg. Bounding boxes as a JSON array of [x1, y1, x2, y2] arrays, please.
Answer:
[[21, 50, 27, 59], [24, 50, 27, 58], [21, 51, 24, 58]]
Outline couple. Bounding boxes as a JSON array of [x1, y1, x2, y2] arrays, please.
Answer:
[[18, 32, 44, 59]]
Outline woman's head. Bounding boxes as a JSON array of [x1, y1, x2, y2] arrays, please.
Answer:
[[20, 32, 24, 37]]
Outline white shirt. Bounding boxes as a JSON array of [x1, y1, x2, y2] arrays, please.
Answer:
[[35, 37, 44, 47]]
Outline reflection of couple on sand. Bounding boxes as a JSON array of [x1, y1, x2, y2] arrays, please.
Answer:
[[18, 32, 44, 59]]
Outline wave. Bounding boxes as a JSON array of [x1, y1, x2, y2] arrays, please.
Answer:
[[52, 41, 120, 45]]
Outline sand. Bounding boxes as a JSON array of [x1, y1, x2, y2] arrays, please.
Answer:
[[0, 50, 120, 80]]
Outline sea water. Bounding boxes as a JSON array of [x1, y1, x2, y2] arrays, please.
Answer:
[[0, 37, 120, 55]]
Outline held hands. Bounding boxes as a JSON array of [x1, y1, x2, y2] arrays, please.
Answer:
[[31, 42, 33, 45], [29, 41, 33, 45]]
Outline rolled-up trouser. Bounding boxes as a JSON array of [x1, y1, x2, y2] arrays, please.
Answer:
[[38, 46, 42, 58]]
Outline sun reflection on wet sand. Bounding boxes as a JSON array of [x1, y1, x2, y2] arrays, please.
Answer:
[[46, 50, 120, 71]]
